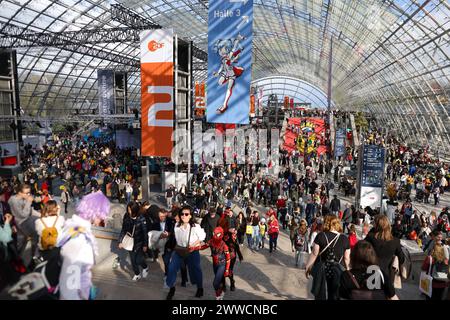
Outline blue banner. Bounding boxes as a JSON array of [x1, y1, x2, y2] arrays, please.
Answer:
[[361, 145, 385, 188], [334, 128, 346, 158], [207, 0, 253, 124], [98, 69, 115, 116]]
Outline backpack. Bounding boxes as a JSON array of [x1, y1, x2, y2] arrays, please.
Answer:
[[295, 233, 306, 250], [40, 217, 59, 250], [321, 233, 344, 279]]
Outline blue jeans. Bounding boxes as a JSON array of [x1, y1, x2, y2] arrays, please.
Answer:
[[269, 234, 278, 252], [213, 263, 226, 291], [166, 250, 203, 289], [246, 234, 253, 247]]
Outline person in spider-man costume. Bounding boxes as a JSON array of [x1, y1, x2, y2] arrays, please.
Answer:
[[192, 226, 230, 300], [221, 230, 243, 292]]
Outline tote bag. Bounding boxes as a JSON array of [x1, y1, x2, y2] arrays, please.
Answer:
[[419, 257, 433, 298], [122, 225, 135, 251]]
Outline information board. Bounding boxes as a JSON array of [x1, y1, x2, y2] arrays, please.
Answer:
[[361, 145, 385, 187], [359, 144, 386, 209]]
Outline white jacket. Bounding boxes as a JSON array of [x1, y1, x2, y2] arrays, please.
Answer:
[[58, 215, 96, 300]]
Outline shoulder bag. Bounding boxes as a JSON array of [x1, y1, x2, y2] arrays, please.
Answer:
[[121, 224, 135, 251], [347, 270, 387, 300], [174, 225, 192, 258], [419, 256, 433, 298]]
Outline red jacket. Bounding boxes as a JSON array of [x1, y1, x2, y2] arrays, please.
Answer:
[[348, 233, 358, 250], [276, 199, 286, 209], [268, 219, 280, 235]]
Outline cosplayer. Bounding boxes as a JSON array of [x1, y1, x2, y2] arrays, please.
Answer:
[[221, 229, 243, 292], [193, 227, 231, 300], [213, 34, 245, 114], [58, 191, 109, 300]]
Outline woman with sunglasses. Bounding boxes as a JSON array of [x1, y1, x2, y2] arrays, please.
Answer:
[[166, 205, 206, 300]]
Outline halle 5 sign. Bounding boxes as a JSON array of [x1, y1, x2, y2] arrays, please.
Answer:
[[206, 0, 254, 125]]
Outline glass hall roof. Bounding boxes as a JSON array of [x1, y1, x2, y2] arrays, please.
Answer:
[[0, 0, 449, 150]]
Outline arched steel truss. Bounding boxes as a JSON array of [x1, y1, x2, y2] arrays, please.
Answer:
[[0, 0, 448, 152]]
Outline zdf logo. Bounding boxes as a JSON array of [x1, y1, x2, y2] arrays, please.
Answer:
[[148, 40, 164, 52]]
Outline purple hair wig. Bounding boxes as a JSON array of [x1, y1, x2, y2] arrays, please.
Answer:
[[76, 191, 110, 221]]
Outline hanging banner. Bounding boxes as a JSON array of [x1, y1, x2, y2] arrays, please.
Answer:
[[140, 29, 174, 157], [334, 128, 346, 158], [206, 0, 253, 124], [258, 86, 263, 117], [284, 96, 289, 110], [290, 98, 294, 110], [194, 82, 206, 118], [98, 69, 115, 116], [250, 93, 255, 117], [359, 144, 386, 209]]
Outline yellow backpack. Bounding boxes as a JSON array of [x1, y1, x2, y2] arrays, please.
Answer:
[[246, 225, 253, 235], [40, 217, 59, 250]]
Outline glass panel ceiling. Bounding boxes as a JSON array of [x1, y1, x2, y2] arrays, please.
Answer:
[[0, 0, 448, 148]]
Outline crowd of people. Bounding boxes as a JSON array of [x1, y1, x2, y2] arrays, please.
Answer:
[[1, 109, 449, 301]]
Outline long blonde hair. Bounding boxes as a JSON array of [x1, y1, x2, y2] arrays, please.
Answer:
[[373, 215, 393, 241], [323, 215, 343, 233], [431, 243, 446, 263]]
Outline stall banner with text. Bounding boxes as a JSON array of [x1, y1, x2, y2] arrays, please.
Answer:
[[140, 29, 173, 157], [207, 0, 253, 124]]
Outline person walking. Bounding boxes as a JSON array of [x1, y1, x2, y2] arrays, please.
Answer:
[[200, 207, 221, 242], [118, 202, 149, 281], [305, 215, 351, 300], [294, 219, 310, 268], [365, 215, 405, 286], [339, 241, 398, 300], [58, 191, 109, 300], [330, 195, 341, 216], [268, 215, 280, 253], [166, 206, 206, 300], [342, 203, 352, 234], [60, 186, 70, 214], [421, 242, 449, 300]]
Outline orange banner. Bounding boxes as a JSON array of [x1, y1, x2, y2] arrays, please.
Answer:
[[250, 94, 255, 116], [140, 29, 174, 157], [195, 82, 206, 118]]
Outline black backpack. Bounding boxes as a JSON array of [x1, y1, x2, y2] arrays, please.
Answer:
[[320, 233, 345, 279]]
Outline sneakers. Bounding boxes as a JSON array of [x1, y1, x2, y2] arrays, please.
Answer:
[[132, 274, 141, 281], [112, 257, 120, 270], [215, 290, 224, 300], [142, 267, 149, 278]]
